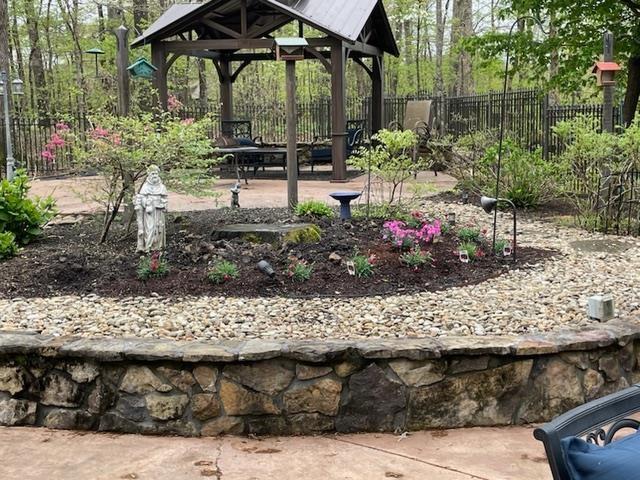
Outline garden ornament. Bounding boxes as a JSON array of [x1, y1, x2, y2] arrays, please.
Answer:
[[230, 182, 241, 208], [257, 260, 275, 278], [480, 195, 517, 262], [135, 166, 168, 253], [329, 191, 362, 220]]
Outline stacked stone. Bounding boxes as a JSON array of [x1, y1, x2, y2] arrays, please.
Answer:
[[1, 326, 639, 436]]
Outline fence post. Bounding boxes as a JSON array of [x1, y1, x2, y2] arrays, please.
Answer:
[[542, 93, 550, 160]]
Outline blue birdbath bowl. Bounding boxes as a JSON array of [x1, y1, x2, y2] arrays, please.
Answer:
[[330, 191, 362, 220]]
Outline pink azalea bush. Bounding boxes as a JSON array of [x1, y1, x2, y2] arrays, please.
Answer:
[[41, 122, 72, 164]]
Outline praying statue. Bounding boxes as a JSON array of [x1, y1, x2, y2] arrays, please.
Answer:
[[135, 166, 168, 253]]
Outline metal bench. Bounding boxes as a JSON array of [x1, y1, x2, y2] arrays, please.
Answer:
[[534, 384, 640, 480]]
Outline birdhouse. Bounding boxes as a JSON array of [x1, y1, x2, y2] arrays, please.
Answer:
[[591, 61, 621, 86], [274, 37, 308, 61], [127, 57, 158, 79]]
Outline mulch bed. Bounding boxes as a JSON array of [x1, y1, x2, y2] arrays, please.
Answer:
[[0, 208, 554, 299]]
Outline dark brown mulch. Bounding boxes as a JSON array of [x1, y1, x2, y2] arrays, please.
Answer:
[[0, 208, 554, 299]]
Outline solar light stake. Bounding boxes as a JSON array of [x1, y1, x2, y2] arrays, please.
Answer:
[[481, 195, 517, 262]]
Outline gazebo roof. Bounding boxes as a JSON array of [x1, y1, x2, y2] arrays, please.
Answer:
[[131, 0, 399, 56]]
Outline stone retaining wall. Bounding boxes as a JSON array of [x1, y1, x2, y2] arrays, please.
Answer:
[[1, 321, 640, 436]]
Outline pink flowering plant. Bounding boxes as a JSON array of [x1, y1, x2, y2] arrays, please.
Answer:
[[47, 112, 218, 242], [41, 121, 74, 166], [382, 212, 442, 250]]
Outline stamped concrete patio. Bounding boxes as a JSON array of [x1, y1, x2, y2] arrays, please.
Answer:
[[0, 425, 551, 480]]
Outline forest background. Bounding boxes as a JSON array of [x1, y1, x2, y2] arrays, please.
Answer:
[[0, 0, 637, 124]]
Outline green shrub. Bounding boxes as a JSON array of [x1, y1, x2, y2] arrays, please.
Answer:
[[0, 170, 56, 245], [400, 247, 432, 269], [287, 258, 313, 282], [294, 200, 334, 218], [0, 231, 18, 260], [207, 260, 239, 284], [137, 252, 169, 280]]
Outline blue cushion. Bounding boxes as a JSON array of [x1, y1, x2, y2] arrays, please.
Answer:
[[236, 137, 257, 147], [311, 148, 332, 161], [562, 430, 640, 480]]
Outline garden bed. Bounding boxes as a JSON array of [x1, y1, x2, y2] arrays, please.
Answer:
[[0, 208, 550, 299]]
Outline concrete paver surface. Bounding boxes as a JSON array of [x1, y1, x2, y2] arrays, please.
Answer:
[[0, 426, 551, 480]]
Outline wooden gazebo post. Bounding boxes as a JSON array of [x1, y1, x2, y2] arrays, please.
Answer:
[[151, 42, 168, 110], [331, 43, 347, 182], [372, 56, 385, 133], [218, 58, 234, 122]]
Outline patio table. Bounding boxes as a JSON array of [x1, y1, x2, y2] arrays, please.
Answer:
[[215, 146, 300, 184]]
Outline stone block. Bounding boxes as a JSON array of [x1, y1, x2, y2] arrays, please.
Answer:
[[283, 378, 342, 416], [389, 359, 445, 387], [145, 393, 189, 421], [288, 413, 334, 434], [120, 366, 163, 394], [0, 366, 26, 395], [116, 396, 147, 422], [599, 354, 622, 381], [41, 372, 81, 407], [518, 359, 582, 424], [157, 367, 196, 392], [336, 364, 406, 433], [66, 362, 100, 383], [219, 379, 279, 416], [246, 416, 288, 436], [223, 361, 294, 395], [87, 380, 115, 414], [447, 356, 490, 375], [334, 360, 361, 378], [43, 409, 95, 430], [408, 360, 533, 430], [583, 369, 605, 400], [99, 412, 146, 435], [201, 416, 244, 436], [295, 365, 332, 380], [0, 399, 37, 426], [193, 366, 218, 393], [191, 393, 222, 421]]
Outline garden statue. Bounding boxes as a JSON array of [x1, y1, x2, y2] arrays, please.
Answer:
[[135, 166, 168, 252]]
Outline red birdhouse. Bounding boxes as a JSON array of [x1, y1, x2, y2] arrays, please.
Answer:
[[592, 61, 621, 86]]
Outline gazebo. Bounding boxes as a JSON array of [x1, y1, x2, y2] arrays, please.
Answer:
[[131, 0, 399, 182]]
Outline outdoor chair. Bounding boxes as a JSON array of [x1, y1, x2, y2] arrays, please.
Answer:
[[534, 383, 640, 480], [388, 100, 436, 176], [218, 120, 265, 173], [309, 119, 365, 172]]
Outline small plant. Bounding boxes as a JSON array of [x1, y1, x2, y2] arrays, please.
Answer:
[[294, 200, 334, 219], [207, 260, 239, 284], [383, 218, 442, 249], [137, 251, 169, 280], [350, 251, 376, 278], [284, 224, 322, 244], [494, 238, 509, 256], [457, 227, 481, 244], [458, 242, 484, 261], [287, 258, 313, 282], [0, 231, 18, 260], [400, 246, 432, 270]]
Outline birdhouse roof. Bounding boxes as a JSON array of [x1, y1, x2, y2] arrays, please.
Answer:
[[127, 58, 158, 73], [592, 61, 621, 73]]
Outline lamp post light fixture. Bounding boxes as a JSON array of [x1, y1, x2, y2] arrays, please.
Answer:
[[1, 71, 24, 181], [85, 47, 105, 78], [480, 195, 517, 262]]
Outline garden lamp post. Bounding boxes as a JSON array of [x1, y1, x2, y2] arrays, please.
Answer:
[[0, 72, 24, 181], [481, 196, 517, 262], [492, 16, 546, 251]]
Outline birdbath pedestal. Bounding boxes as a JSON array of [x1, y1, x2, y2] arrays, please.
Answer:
[[330, 191, 362, 220]]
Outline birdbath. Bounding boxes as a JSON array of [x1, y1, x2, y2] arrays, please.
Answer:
[[330, 191, 361, 220]]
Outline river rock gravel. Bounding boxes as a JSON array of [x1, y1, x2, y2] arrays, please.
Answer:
[[1, 199, 639, 341]]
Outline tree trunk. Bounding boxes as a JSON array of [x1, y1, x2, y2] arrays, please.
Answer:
[[24, 0, 49, 116], [623, 55, 640, 126], [132, 0, 148, 35], [435, 0, 446, 97], [10, 1, 24, 83], [0, 0, 11, 85], [450, 0, 473, 96], [198, 58, 208, 108], [97, 4, 106, 41]]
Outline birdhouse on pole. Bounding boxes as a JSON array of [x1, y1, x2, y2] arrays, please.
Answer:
[[127, 57, 158, 79], [592, 61, 621, 87], [274, 37, 308, 61]]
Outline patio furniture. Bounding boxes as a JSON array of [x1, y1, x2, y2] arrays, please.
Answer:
[[329, 191, 362, 220], [389, 100, 435, 176], [309, 120, 365, 173], [534, 384, 640, 480]]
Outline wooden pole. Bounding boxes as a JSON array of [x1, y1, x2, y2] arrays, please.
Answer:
[[151, 42, 168, 110], [286, 60, 298, 210], [602, 31, 614, 133], [115, 25, 130, 116], [372, 56, 384, 133], [220, 58, 233, 121], [330, 43, 347, 182]]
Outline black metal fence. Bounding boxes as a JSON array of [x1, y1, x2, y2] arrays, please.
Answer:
[[0, 89, 623, 178]]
